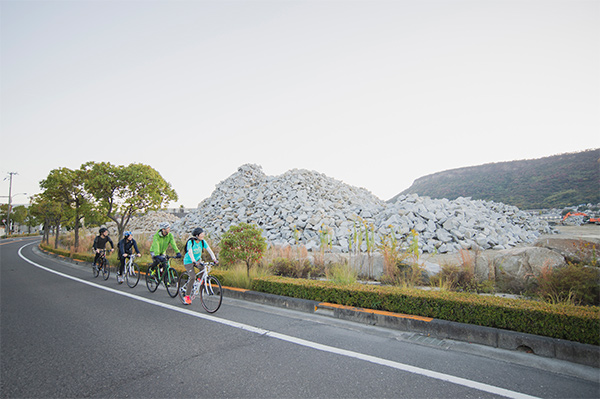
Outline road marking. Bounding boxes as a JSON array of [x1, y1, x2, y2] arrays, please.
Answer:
[[18, 243, 540, 399]]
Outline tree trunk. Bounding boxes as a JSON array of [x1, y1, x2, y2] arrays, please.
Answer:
[[43, 221, 50, 244], [54, 223, 60, 249], [74, 215, 81, 251]]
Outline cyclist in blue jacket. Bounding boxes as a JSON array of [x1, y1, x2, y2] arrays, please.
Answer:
[[117, 231, 141, 284]]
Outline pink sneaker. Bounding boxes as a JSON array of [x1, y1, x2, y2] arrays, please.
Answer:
[[183, 295, 192, 305]]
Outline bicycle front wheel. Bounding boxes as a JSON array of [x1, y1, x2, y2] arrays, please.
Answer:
[[177, 272, 192, 304], [165, 268, 179, 298], [101, 258, 110, 280], [146, 265, 159, 292], [126, 262, 140, 288], [200, 275, 222, 313]]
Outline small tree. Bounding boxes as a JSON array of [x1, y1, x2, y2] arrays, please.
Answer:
[[219, 223, 267, 277]]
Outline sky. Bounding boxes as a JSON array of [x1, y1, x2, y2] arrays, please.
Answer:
[[1, 0, 598, 209]]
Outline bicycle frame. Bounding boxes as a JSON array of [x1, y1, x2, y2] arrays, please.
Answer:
[[178, 260, 222, 312], [124, 253, 139, 273], [193, 262, 217, 296], [154, 257, 174, 281], [122, 253, 141, 288], [95, 249, 110, 280], [146, 255, 179, 297]]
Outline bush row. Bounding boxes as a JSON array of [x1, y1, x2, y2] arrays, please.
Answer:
[[251, 276, 600, 346]]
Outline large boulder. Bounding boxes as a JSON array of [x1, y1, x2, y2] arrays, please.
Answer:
[[493, 247, 566, 292], [473, 253, 494, 282], [534, 237, 599, 265]]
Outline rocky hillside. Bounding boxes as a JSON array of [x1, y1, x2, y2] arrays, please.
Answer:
[[391, 149, 600, 209], [169, 164, 553, 254]]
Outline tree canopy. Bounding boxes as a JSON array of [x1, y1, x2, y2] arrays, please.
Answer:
[[83, 162, 177, 240]]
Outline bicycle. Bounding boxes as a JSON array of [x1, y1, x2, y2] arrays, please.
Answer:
[[177, 261, 222, 313], [118, 253, 141, 288], [92, 249, 111, 281], [145, 255, 179, 297]]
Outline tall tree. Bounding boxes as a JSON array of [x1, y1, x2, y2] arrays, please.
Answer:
[[39, 167, 93, 250], [28, 194, 64, 247], [83, 162, 177, 240]]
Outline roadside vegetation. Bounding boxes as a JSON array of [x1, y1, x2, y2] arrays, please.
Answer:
[[11, 161, 599, 345]]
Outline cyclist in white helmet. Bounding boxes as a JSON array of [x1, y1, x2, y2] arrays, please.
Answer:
[[149, 222, 181, 273]]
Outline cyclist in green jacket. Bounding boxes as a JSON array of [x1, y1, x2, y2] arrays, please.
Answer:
[[149, 222, 181, 272]]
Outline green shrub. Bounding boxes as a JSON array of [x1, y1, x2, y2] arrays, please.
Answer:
[[219, 223, 267, 277], [270, 257, 323, 279], [532, 264, 600, 306], [326, 262, 357, 285]]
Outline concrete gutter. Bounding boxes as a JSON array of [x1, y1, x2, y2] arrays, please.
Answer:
[[223, 287, 600, 369]]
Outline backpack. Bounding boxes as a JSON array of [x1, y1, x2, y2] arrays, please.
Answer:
[[183, 238, 205, 255]]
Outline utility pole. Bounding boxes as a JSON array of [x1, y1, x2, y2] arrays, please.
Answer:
[[4, 172, 17, 236]]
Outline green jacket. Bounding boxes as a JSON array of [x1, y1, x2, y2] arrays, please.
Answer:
[[149, 230, 180, 256]]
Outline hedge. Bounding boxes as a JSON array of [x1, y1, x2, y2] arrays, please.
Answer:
[[252, 276, 600, 346]]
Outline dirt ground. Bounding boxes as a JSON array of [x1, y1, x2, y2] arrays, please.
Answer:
[[422, 223, 600, 267]]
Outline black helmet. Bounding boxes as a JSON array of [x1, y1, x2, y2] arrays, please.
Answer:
[[192, 227, 204, 237], [99, 227, 108, 234]]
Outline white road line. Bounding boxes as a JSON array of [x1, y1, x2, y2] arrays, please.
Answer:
[[19, 243, 541, 399]]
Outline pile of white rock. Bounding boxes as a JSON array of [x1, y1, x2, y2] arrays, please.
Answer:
[[171, 164, 554, 254]]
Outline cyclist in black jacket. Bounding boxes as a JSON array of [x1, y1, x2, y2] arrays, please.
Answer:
[[92, 227, 114, 268], [117, 231, 141, 283]]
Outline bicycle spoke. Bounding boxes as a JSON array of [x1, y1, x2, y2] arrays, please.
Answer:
[[146, 265, 159, 292], [200, 275, 222, 313], [165, 268, 179, 298], [102, 259, 110, 280], [126, 262, 140, 288]]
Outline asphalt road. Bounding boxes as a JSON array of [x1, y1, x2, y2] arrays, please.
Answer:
[[1, 238, 598, 398]]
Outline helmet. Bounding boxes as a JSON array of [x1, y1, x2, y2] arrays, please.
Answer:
[[124, 231, 132, 238], [99, 227, 108, 234], [159, 222, 170, 230], [192, 227, 204, 237]]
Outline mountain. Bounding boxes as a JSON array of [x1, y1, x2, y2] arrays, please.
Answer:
[[390, 149, 600, 209]]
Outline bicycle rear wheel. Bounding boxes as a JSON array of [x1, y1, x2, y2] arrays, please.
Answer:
[[177, 272, 193, 304], [101, 258, 110, 280], [165, 268, 179, 298], [146, 265, 159, 292], [92, 262, 99, 278], [200, 275, 222, 313], [126, 262, 140, 288]]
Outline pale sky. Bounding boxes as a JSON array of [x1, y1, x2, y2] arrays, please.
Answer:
[[1, 0, 598, 209]]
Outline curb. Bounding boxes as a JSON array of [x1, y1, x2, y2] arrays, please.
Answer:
[[222, 287, 600, 369]]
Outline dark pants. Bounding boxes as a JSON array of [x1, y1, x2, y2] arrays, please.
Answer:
[[119, 253, 133, 275]]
